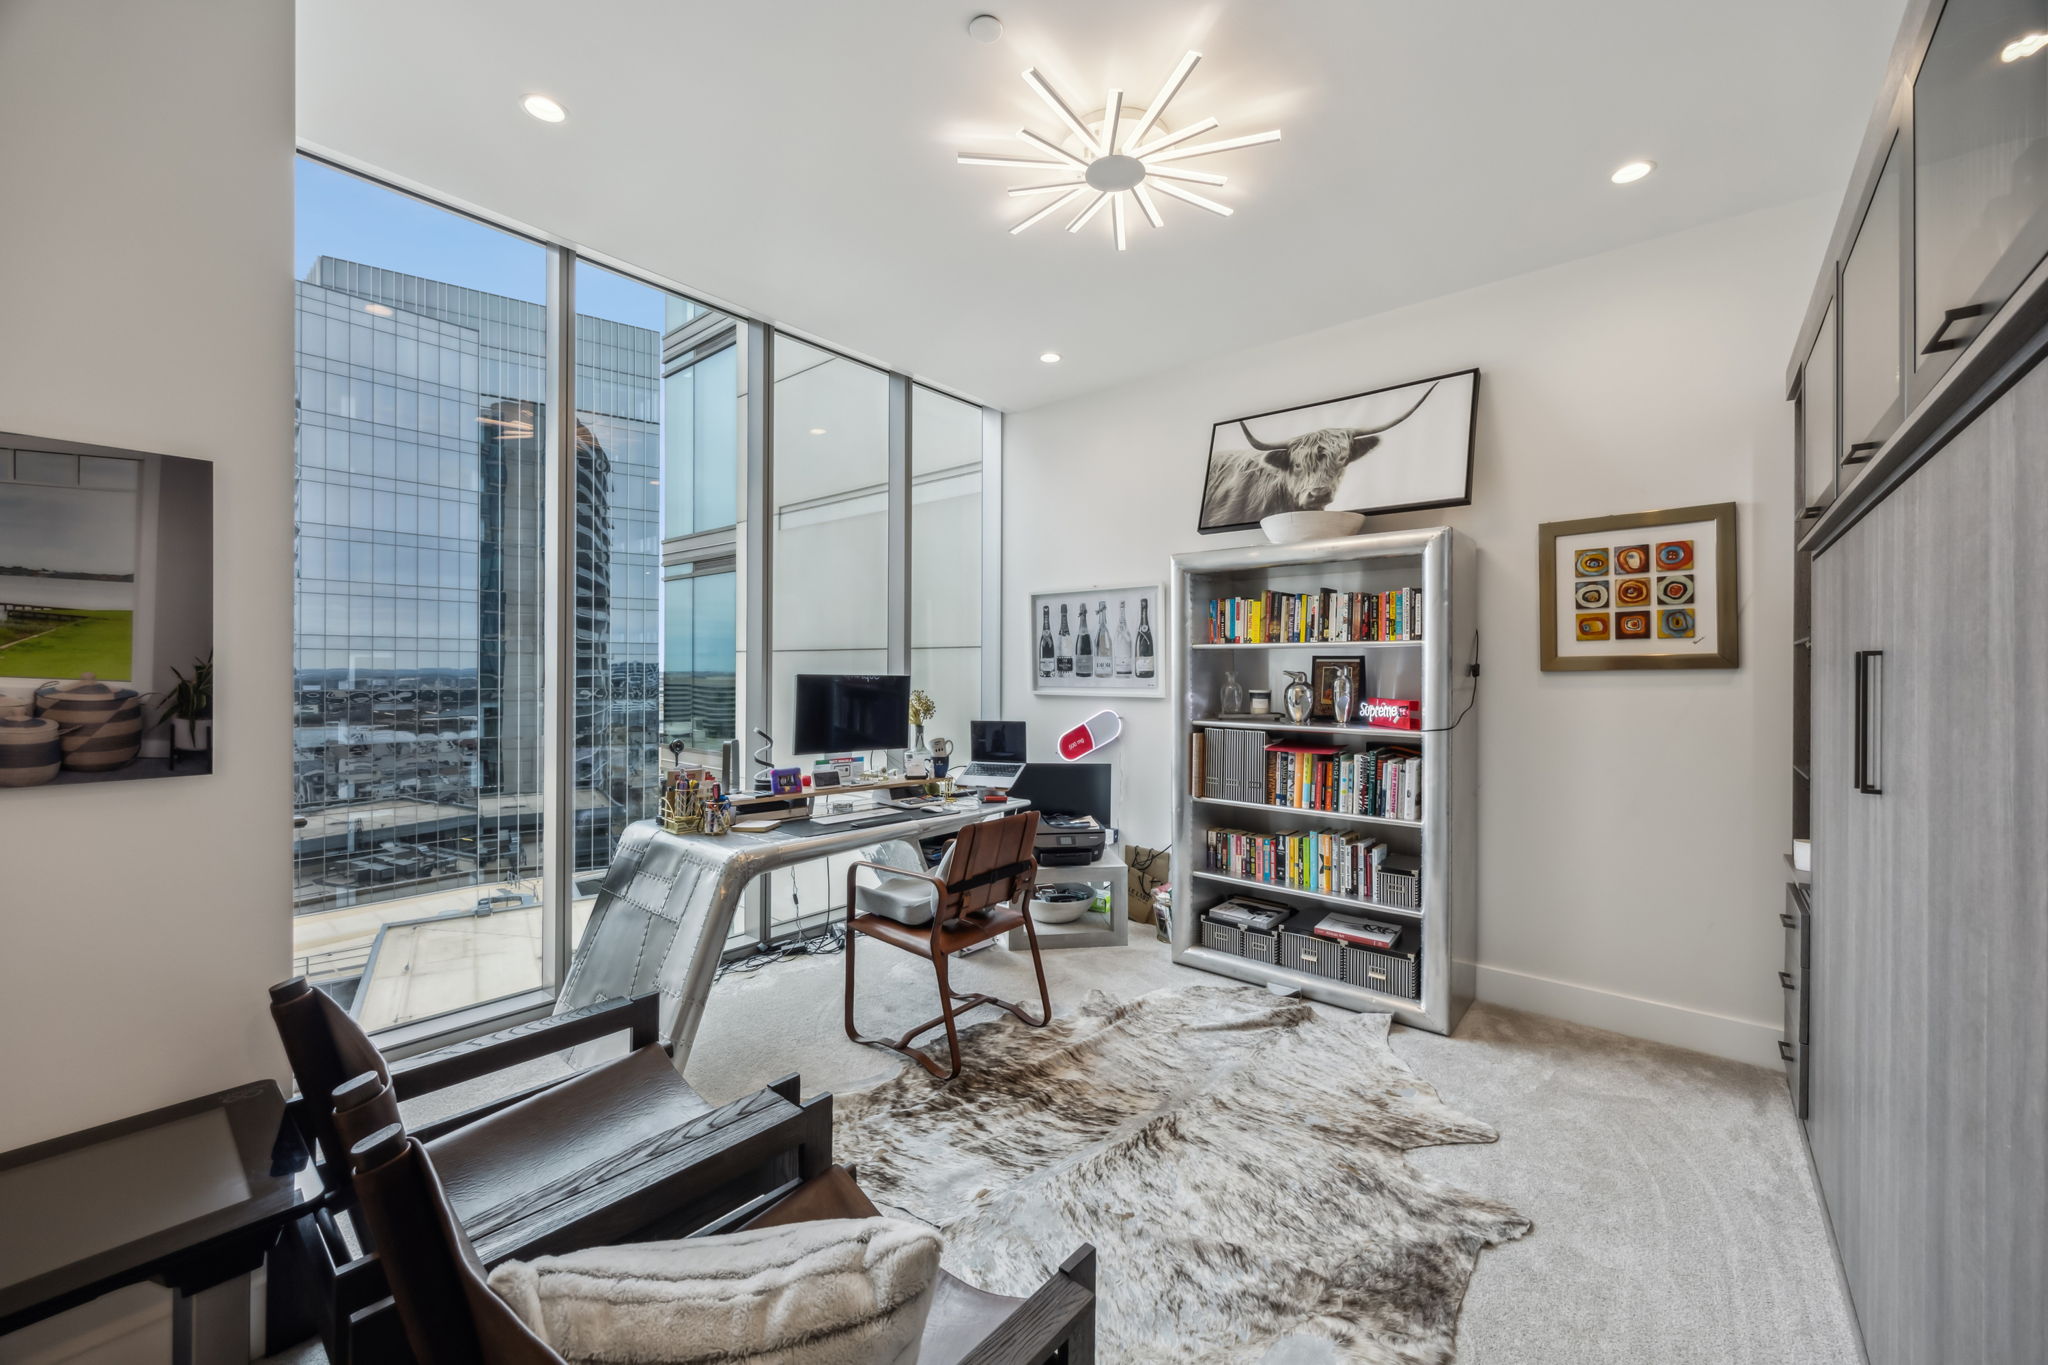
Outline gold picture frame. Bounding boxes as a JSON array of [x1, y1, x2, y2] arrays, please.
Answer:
[[1538, 502, 1739, 671]]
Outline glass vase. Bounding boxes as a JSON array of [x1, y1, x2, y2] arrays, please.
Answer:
[[1221, 670, 1245, 715]]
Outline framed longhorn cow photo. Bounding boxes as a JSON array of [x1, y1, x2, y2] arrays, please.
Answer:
[[1196, 368, 1479, 534]]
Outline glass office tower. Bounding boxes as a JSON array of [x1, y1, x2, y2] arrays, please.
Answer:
[[291, 258, 661, 924]]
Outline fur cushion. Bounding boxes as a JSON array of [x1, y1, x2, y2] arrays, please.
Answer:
[[487, 1217, 941, 1364]]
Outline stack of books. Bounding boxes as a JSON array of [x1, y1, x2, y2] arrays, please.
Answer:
[[1203, 826, 1417, 905], [1205, 587, 1422, 644], [1264, 743, 1422, 820]]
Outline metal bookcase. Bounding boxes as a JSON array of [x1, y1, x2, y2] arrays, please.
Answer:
[[1168, 526, 1477, 1034]]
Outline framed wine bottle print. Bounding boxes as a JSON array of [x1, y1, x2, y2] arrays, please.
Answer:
[[1029, 583, 1164, 697]]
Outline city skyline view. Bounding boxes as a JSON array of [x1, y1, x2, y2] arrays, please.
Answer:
[[290, 183, 741, 1013]]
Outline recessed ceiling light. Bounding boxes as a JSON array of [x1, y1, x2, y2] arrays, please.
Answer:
[[1610, 160, 1656, 185], [2002, 32, 2048, 61], [1039, 352, 1062, 364], [967, 14, 1003, 43], [957, 51, 1280, 252], [521, 94, 567, 123], [809, 427, 827, 435], [363, 303, 393, 317]]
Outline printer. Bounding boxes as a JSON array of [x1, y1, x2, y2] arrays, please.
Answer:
[[1009, 761, 1111, 866], [1035, 812, 1109, 866]]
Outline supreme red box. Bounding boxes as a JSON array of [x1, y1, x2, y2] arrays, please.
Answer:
[[1359, 697, 1422, 730]]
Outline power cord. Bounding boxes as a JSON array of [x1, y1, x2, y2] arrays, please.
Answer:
[[1419, 631, 1481, 734]]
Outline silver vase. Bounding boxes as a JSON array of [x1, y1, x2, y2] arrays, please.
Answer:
[[1282, 670, 1314, 724], [1331, 670, 1355, 726]]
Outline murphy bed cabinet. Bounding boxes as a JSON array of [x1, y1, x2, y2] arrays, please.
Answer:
[[1787, 2, 2048, 1360]]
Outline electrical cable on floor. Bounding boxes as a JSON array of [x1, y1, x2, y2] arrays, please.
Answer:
[[714, 918, 846, 983]]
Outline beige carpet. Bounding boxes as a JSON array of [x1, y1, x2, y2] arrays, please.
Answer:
[[690, 935, 1864, 1365], [274, 932, 1864, 1364]]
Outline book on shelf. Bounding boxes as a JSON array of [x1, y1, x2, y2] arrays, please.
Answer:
[[1313, 913, 1403, 950], [1261, 743, 1421, 820], [1205, 586, 1422, 645], [1203, 826, 1409, 905]]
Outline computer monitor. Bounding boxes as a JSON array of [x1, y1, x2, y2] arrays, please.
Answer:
[[1010, 762, 1111, 825], [792, 674, 910, 755], [970, 720, 1026, 764]]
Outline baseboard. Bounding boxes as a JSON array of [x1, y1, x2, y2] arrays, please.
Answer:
[[1467, 962, 1783, 1067]]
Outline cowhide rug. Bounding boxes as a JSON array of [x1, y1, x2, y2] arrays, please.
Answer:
[[833, 985, 1530, 1364]]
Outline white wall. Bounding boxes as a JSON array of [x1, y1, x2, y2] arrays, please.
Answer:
[[0, 0, 294, 1276], [1004, 198, 1826, 1066]]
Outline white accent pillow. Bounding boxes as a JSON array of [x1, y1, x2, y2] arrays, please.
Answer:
[[488, 1216, 940, 1365]]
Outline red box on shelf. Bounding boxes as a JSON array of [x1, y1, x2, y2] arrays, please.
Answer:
[[1359, 697, 1422, 730]]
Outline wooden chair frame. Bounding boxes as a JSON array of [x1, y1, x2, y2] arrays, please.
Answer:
[[843, 812, 1052, 1081]]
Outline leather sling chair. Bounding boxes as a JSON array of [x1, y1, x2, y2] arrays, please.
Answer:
[[346, 1089, 1098, 1365], [266, 980, 827, 1363], [843, 810, 1053, 1080]]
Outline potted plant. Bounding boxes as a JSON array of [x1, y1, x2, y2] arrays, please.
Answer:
[[906, 689, 936, 777], [908, 689, 937, 751], [160, 652, 213, 754]]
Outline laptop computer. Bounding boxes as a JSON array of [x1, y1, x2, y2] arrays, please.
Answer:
[[955, 720, 1026, 789]]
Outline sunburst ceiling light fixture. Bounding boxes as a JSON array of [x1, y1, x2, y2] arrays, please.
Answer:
[[956, 50, 1280, 252]]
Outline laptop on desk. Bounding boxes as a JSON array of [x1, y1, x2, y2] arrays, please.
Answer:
[[955, 719, 1027, 790]]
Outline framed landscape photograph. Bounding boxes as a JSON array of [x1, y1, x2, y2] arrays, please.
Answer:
[[1198, 367, 1479, 533], [1030, 584, 1162, 696], [1, 432, 215, 787], [1538, 502, 1738, 671]]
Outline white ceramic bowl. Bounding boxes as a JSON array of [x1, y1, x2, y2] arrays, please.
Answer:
[[1030, 886, 1094, 924], [1259, 510, 1366, 544]]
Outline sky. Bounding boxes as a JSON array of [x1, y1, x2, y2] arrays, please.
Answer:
[[296, 159, 665, 331], [0, 484, 137, 576]]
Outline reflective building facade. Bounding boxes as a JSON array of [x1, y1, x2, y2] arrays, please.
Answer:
[[292, 258, 661, 915]]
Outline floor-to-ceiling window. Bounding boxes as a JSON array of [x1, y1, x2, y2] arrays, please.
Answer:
[[569, 262, 740, 886], [291, 159, 550, 1029], [292, 156, 996, 1033], [910, 385, 983, 749], [764, 339, 890, 932]]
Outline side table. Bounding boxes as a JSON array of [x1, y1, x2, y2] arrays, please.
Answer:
[[1010, 845, 1129, 950]]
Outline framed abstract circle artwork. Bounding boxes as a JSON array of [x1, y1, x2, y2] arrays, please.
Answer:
[[1537, 502, 1738, 671]]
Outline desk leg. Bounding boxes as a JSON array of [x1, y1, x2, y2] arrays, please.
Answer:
[[171, 1272, 251, 1365]]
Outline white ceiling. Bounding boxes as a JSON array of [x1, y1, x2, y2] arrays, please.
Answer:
[[298, 0, 1907, 411]]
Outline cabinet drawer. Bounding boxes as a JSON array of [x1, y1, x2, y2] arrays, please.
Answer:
[[1780, 964, 1807, 1048], [1780, 881, 1811, 1050], [1779, 1037, 1809, 1120]]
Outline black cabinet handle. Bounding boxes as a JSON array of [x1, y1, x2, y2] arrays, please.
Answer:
[[1854, 650, 1884, 794], [1800, 505, 1825, 521], [1779, 1040, 1796, 1062], [1780, 912, 1797, 928], [1779, 971, 1797, 991], [1921, 301, 1995, 355], [1842, 441, 1882, 466]]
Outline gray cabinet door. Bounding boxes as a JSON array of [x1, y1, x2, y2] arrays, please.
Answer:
[[1808, 354, 2048, 1365]]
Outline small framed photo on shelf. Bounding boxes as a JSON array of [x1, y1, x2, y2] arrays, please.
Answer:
[[1309, 656, 1364, 722], [1030, 584, 1163, 696], [1537, 502, 1739, 671]]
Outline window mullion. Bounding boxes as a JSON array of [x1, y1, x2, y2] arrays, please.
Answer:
[[887, 372, 912, 676], [540, 244, 577, 991]]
